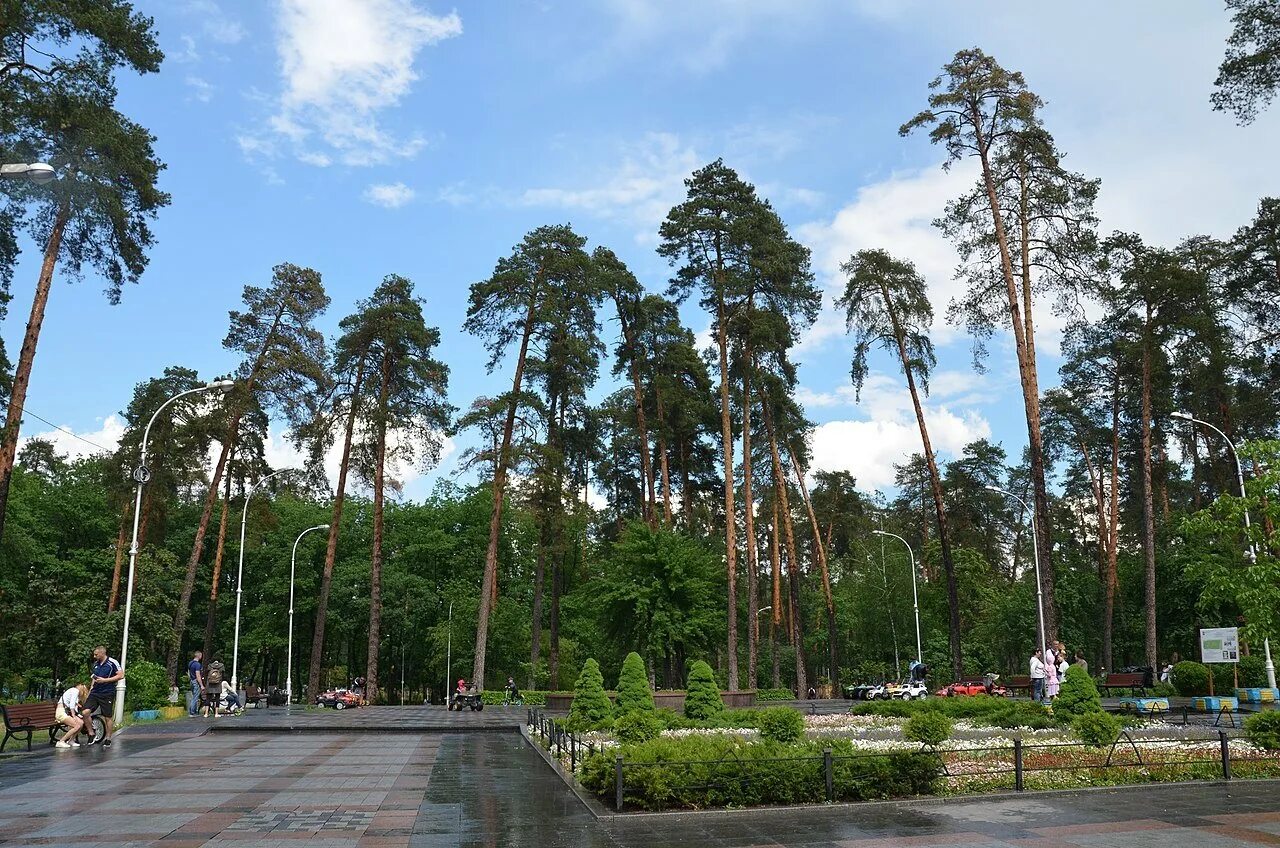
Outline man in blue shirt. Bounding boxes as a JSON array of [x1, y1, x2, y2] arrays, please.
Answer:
[[187, 650, 204, 716], [82, 645, 123, 746]]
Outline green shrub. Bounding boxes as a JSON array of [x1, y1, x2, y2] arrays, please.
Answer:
[[903, 712, 952, 747], [578, 734, 939, 810], [683, 660, 723, 720], [1073, 710, 1123, 747], [757, 707, 805, 744], [1213, 656, 1268, 692], [1151, 681, 1177, 698], [756, 687, 795, 701], [850, 695, 1054, 729], [653, 707, 694, 729], [707, 708, 759, 729], [1171, 661, 1211, 696], [124, 661, 169, 711], [615, 652, 654, 713], [1055, 666, 1102, 721], [480, 689, 548, 705], [614, 709, 663, 744], [1244, 711, 1280, 750], [567, 659, 613, 731]]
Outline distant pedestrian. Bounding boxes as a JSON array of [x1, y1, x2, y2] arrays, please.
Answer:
[[1030, 649, 1046, 703], [187, 650, 204, 716], [82, 646, 122, 746], [1044, 644, 1061, 700], [1073, 652, 1089, 676]]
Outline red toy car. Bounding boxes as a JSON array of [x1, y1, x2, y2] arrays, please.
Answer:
[[315, 688, 365, 710], [936, 679, 1009, 698]]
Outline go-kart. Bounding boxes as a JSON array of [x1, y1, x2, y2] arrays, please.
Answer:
[[844, 683, 876, 700], [315, 688, 365, 710]]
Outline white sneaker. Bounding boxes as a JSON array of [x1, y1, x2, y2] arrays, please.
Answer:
[[55, 740, 71, 748], [69, 740, 80, 747]]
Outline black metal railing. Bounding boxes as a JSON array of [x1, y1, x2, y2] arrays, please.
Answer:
[[527, 708, 598, 774]]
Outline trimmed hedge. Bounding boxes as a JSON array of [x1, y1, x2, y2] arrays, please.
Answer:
[[568, 659, 613, 731], [480, 689, 548, 705], [684, 660, 723, 720], [756, 688, 796, 702], [579, 735, 940, 810], [1055, 666, 1102, 722], [903, 712, 952, 747], [757, 707, 805, 744], [851, 695, 1055, 729], [1170, 661, 1211, 696], [616, 653, 655, 713], [1073, 710, 1123, 747]]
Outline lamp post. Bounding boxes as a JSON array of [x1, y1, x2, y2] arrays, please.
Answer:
[[445, 601, 453, 704], [872, 530, 922, 664], [986, 485, 1048, 661], [286, 524, 328, 704], [1172, 412, 1273, 688], [0, 162, 55, 184], [116, 380, 235, 726], [757, 605, 772, 617], [231, 468, 293, 692]]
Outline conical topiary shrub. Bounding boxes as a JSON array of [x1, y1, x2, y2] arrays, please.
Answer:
[[616, 652, 655, 714], [568, 658, 613, 730], [1055, 666, 1102, 722], [684, 660, 723, 720]]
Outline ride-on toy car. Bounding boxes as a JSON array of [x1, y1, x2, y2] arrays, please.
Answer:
[[936, 674, 1009, 698], [886, 681, 929, 700], [315, 688, 364, 710], [448, 688, 484, 711]]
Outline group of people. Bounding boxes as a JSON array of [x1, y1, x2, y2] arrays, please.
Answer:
[[53, 646, 123, 748], [186, 650, 243, 716], [1029, 641, 1086, 704]]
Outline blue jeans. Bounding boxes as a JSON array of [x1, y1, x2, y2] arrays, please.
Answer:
[[1032, 678, 1045, 703], [188, 681, 201, 715]]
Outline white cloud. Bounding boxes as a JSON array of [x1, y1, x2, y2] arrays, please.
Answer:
[[18, 415, 126, 462], [244, 0, 461, 167], [363, 182, 416, 208], [185, 76, 215, 102], [519, 132, 700, 243], [259, 424, 455, 499]]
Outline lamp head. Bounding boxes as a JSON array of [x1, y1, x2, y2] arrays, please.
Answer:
[[984, 485, 1001, 493], [871, 529, 886, 536], [25, 163, 55, 184], [1170, 411, 1192, 421], [208, 379, 236, 394]]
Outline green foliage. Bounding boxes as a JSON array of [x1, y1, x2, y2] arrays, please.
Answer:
[[1073, 711, 1123, 748], [1055, 666, 1103, 721], [851, 696, 1055, 729], [614, 709, 663, 744], [1212, 656, 1268, 692], [124, 661, 168, 711], [756, 688, 795, 702], [615, 652, 654, 713], [568, 659, 613, 731], [1244, 711, 1280, 750], [1211, 0, 1280, 124], [1171, 661, 1212, 696], [480, 690, 548, 706], [756, 707, 805, 744], [903, 712, 953, 747], [579, 734, 939, 810], [683, 660, 723, 720]]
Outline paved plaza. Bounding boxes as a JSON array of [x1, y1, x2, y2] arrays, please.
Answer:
[[2, 707, 1280, 846]]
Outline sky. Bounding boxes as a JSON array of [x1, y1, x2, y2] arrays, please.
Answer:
[[6, 0, 1278, 501]]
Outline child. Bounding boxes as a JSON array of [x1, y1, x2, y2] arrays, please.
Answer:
[[55, 683, 88, 748]]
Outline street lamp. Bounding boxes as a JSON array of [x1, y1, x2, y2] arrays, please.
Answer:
[[872, 530, 922, 664], [0, 162, 55, 184], [116, 379, 235, 726], [445, 601, 453, 703], [986, 485, 1048, 662], [1171, 411, 1273, 688], [757, 605, 772, 617], [230, 467, 294, 692], [286, 524, 328, 704]]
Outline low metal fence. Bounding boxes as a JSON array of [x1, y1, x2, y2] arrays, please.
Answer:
[[527, 708, 599, 774]]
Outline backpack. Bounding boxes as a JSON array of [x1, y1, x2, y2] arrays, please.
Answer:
[[206, 661, 225, 688]]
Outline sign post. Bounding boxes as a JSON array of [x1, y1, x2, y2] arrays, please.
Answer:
[[1200, 627, 1240, 695]]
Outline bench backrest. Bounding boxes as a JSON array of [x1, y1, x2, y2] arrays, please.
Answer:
[[1006, 675, 1031, 687], [1, 701, 57, 728], [1105, 672, 1145, 686]]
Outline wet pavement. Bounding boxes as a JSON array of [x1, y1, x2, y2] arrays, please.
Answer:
[[2, 706, 1280, 846]]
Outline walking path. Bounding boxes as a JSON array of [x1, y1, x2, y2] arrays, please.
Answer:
[[2, 706, 1280, 847]]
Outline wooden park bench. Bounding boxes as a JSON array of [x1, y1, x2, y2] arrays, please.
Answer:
[[1, 701, 58, 752], [1005, 675, 1032, 695], [1100, 672, 1148, 696]]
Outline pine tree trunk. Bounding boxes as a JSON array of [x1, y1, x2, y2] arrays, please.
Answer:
[[742, 352, 758, 690], [201, 468, 234, 660], [656, 386, 673, 526], [549, 557, 560, 688], [680, 437, 692, 525], [617, 301, 656, 527], [971, 114, 1057, 643], [108, 513, 129, 612], [788, 448, 838, 690], [1103, 373, 1121, 673], [306, 356, 366, 698], [0, 200, 70, 545], [474, 293, 539, 690], [1140, 320, 1158, 669], [715, 298, 739, 690], [530, 391, 559, 689], [365, 353, 392, 704], [771, 495, 783, 632], [764, 401, 804, 695]]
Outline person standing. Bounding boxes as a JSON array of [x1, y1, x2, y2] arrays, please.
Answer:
[[82, 646, 122, 746], [1073, 651, 1089, 676], [1044, 644, 1060, 700], [1030, 649, 1046, 704], [187, 650, 205, 717]]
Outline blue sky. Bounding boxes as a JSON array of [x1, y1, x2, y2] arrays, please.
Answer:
[[7, 0, 1278, 499]]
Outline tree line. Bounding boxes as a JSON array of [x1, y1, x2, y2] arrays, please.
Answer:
[[2, 5, 1279, 699]]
